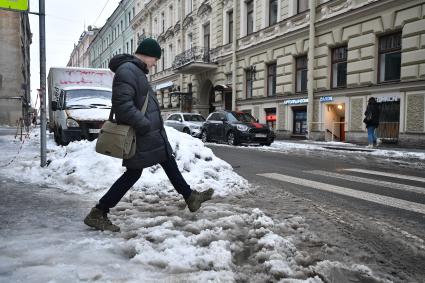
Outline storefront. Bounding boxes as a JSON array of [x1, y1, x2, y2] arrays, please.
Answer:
[[265, 108, 276, 130], [283, 98, 308, 135]]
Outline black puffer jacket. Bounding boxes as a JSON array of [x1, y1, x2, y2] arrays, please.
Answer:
[[109, 54, 172, 169], [364, 100, 380, 128]]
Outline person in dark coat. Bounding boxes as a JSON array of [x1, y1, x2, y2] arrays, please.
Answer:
[[84, 38, 214, 232], [363, 97, 380, 148]]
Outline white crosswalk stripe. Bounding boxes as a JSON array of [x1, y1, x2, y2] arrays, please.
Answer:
[[257, 173, 425, 215], [307, 170, 425, 195], [343, 168, 425, 183]]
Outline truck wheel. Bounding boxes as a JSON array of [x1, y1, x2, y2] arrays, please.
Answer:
[[55, 128, 68, 146], [183, 128, 190, 135]]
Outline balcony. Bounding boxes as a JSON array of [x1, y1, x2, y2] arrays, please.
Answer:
[[172, 47, 217, 74]]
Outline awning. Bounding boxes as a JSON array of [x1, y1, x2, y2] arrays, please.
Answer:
[[154, 81, 174, 91], [213, 84, 232, 92]]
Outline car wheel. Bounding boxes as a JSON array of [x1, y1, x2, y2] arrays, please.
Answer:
[[227, 131, 237, 146], [183, 127, 191, 134], [260, 142, 272, 146], [201, 130, 209, 143]]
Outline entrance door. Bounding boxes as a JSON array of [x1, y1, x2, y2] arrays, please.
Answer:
[[376, 100, 400, 143], [224, 92, 232, 110], [340, 117, 345, 141], [293, 109, 307, 135]]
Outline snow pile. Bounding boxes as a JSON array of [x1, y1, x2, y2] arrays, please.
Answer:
[[1, 126, 249, 198]]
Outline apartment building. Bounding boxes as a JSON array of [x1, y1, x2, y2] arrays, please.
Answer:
[[67, 26, 100, 67], [0, 10, 32, 126], [88, 0, 138, 70], [88, 0, 425, 147]]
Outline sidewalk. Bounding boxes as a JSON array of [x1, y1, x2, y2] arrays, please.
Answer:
[[274, 137, 425, 154]]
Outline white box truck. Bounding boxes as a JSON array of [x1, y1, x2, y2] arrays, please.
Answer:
[[47, 67, 114, 145]]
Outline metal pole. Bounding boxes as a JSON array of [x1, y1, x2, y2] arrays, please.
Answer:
[[231, 0, 237, 111], [39, 0, 47, 167], [307, 0, 316, 140]]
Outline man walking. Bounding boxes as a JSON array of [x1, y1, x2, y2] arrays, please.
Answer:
[[84, 38, 214, 232]]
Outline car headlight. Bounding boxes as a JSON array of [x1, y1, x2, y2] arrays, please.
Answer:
[[236, 124, 249, 131], [66, 119, 79, 128]]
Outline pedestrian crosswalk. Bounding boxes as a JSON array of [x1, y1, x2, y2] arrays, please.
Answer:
[[343, 168, 425, 183], [257, 169, 425, 215]]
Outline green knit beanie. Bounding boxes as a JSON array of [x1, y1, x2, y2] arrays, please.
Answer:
[[135, 38, 162, 59]]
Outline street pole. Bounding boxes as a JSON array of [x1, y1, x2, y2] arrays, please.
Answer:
[[307, 0, 316, 140], [39, 0, 47, 167]]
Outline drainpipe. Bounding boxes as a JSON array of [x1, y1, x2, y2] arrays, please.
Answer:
[[231, 0, 237, 111], [307, 0, 316, 140], [180, 0, 184, 112]]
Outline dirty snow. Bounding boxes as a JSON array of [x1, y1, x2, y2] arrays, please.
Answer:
[[0, 126, 393, 282]]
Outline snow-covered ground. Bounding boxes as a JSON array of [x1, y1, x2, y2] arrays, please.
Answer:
[[0, 127, 395, 282]]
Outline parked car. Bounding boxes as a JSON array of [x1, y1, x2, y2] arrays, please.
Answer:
[[164, 112, 206, 138], [201, 110, 275, 146]]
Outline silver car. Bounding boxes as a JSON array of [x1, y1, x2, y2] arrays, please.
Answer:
[[164, 113, 206, 138]]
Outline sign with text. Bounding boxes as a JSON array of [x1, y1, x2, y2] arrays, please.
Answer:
[[283, 98, 308, 105], [0, 0, 28, 11], [319, 96, 333, 102]]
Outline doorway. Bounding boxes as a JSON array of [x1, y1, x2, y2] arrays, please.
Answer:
[[324, 103, 345, 141]]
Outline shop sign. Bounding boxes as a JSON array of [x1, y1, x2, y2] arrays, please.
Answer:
[[0, 0, 28, 11], [266, 114, 276, 121], [376, 96, 400, 103], [283, 98, 308, 105], [320, 96, 333, 102]]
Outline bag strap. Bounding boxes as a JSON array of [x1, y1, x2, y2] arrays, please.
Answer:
[[108, 93, 150, 122]]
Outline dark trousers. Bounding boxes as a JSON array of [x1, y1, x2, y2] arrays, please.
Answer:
[[97, 157, 192, 213]]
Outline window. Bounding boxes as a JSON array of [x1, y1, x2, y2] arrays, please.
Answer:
[[130, 39, 133, 54], [161, 12, 165, 33], [332, 46, 347, 88], [296, 56, 307, 93], [169, 44, 173, 68], [246, 69, 253, 99], [269, 0, 278, 26], [379, 32, 401, 83], [126, 42, 129, 53], [187, 33, 193, 49], [297, 0, 309, 13], [169, 6, 174, 26], [121, 20, 123, 31], [267, 63, 277, 97], [161, 48, 165, 71], [228, 10, 233, 44], [247, 1, 254, 35], [187, 0, 193, 14], [203, 22, 210, 50]]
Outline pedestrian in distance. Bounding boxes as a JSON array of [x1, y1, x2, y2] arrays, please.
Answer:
[[363, 97, 380, 148], [84, 38, 214, 232]]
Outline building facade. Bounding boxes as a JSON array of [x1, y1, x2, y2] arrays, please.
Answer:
[[87, 0, 425, 147], [87, 1, 138, 70], [0, 10, 32, 126], [67, 26, 100, 67]]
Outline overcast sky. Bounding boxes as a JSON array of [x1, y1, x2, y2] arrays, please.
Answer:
[[29, 0, 121, 107]]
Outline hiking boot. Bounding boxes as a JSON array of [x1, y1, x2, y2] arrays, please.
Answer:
[[84, 207, 120, 232], [185, 188, 214, 212]]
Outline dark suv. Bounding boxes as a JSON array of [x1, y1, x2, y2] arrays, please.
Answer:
[[201, 111, 275, 146]]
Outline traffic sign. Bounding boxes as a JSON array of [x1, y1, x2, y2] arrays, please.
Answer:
[[0, 0, 29, 11]]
